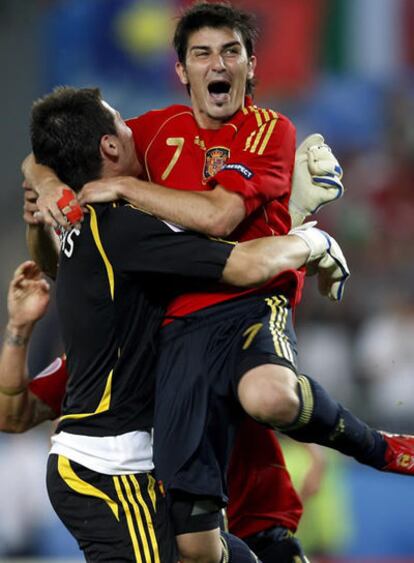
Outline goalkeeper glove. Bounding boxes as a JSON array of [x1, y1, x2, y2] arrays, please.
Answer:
[[290, 222, 350, 301], [306, 235, 351, 301], [313, 235, 350, 301], [289, 221, 331, 262], [290, 133, 344, 228]]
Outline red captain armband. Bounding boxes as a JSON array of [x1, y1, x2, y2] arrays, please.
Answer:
[[57, 188, 83, 225]]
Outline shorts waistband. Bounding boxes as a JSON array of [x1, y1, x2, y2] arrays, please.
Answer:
[[162, 292, 290, 336]]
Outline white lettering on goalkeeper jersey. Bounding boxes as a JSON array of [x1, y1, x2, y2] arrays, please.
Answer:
[[60, 228, 81, 258]]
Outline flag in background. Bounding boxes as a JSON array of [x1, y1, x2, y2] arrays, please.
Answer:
[[42, 0, 413, 94], [41, 0, 175, 92], [178, 0, 328, 97], [39, 0, 414, 148]]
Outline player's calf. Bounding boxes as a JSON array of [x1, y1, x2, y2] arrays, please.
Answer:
[[172, 494, 262, 563]]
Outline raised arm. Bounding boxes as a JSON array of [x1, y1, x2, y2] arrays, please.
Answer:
[[78, 132, 344, 238], [22, 153, 82, 229], [23, 182, 59, 279], [81, 177, 246, 237], [0, 262, 56, 432]]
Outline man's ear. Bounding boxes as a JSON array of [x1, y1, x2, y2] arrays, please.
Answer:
[[100, 134, 119, 160], [247, 55, 257, 81], [175, 61, 189, 85]]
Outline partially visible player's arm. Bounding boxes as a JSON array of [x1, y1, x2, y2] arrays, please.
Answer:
[[23, 152, 243, 236], [22, 153, 83, 228], [299, 444, 327, 502], [26, 225, 59, 280], [0, 262, 55, 432], [23, 183, 59, 279], [80, 177, 246, 238], [78, 113, 297, 237], [290, 134, 344, 228], [222, 226, 334, 288]]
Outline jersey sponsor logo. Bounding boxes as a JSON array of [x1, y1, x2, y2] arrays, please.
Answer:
[[203, 146, 230, 179], [222, 163, 254, 180], [60, 228, 81, 258]]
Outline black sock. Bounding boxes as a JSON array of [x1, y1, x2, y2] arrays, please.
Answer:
[[280, 374, 387, 468], [244, 526, 307, 563], [221, 531, 261, 562]]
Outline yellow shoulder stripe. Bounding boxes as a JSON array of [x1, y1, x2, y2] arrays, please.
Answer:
[[243, 108, 279, 154], [258, 117, 278, 155], [250, 123, 267, 153]]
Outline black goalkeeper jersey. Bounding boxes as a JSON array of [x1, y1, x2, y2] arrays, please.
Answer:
[[55, 202, 232, 437]]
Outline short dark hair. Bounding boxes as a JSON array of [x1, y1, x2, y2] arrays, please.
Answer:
[[173, 1, 259, 95], [30, 86, 116, 192]]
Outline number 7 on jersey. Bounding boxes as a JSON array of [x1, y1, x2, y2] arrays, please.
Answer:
[[161, 137, 185, 180]]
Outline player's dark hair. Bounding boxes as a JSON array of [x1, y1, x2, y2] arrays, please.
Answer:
[[174, 1, 258, 95], [30, 86, 117, 192]]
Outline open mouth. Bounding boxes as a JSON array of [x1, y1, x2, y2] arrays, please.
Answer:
[[207, 80, 231, 104]]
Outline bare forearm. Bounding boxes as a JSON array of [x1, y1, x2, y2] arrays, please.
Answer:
[[0, 389, 54, 433], [0, 322, 32, 431], [222, 235, 310, 287], [22, 154, 61, 192], [118, 178, 244, 237], [0, 322, 32, 390], [0, 322, 55, 432], [26, 224, 59, 279]]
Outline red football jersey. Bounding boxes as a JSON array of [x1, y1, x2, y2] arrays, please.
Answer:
[[227, 416, 303, 538], [126, 97, 305, 318]]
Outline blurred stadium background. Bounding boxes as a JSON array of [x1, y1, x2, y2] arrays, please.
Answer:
[[0, 0, 414, 560]]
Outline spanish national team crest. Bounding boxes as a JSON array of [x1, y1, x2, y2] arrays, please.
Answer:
[[203, 147, 230, 179]]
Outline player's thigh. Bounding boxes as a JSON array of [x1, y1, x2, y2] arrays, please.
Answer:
[[47, 455, 176, 562]]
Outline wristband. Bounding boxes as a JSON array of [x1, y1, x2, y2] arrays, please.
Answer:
[[57, 188, 83, 225], [0, 383, 26, 396], [66, 205, 83, 224]]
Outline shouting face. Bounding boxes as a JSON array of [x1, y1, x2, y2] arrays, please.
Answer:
[[176, 26, 256, 129]]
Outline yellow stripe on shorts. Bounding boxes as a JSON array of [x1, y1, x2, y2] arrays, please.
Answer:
[[57, 455, 119, 521], [113, 476, 142, 562], [265, 295, 295, 365]]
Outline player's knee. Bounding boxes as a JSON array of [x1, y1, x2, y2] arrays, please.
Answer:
[[253, 386, 299, 426], [238, 365, 300, 426]]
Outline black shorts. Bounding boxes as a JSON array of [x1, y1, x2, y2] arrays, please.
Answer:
[[47, 454, 177, 562], [154, 293, 297, 506]]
